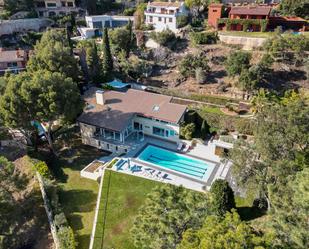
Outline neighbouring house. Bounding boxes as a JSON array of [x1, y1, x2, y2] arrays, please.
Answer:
[[144, 1, 189, 32], [79, 15, 134, 38], [0, 49, 30, 74], [77, 88, 187, 153], [208, 3, 308, 32], [34, 0, 83, 17]]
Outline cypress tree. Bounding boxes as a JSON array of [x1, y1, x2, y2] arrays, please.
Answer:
[[201, 119, 209, 139], [210, 179, 236, 217], [102, 27, 113, 73]]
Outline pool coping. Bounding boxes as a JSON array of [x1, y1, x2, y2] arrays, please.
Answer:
[[132, 143, 220, 186]]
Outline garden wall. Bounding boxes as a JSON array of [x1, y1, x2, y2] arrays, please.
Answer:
[[218, 35, 267, 50]]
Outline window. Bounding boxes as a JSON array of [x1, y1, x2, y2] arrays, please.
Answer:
[[149, 16, 153, 22], [169, 18, 173, 23], [170, 130, 175, 136], [153, 127, 165, 137], [61, 1, 66, 7], [46, 3, 57, 8], [115, 132, 120, 141], [107, 144, 110, 149], [213, 10, 217, 13], [158, 17, 162, 22], [93, 21, 103, 28], [67, 2, 74, 7], [116, 146, 118, 151], [7, 62, 18, 67]]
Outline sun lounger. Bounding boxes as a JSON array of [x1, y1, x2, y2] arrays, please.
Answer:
[[182, 144, 190, 153], [162, 173, 170, 180], [115, 159, 126, 171], [177, 142, 184, 151], [130, 165, 142, 173]]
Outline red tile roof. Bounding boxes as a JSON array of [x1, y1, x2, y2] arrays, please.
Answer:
[[0, 49, 27, 63], [230, 6, 272, 16]]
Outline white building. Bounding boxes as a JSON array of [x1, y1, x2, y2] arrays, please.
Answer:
[[34, 0, 82, 17], [85, 15, 134, 29], [77, 88, 187, 153], [144, 1, 189, 32]]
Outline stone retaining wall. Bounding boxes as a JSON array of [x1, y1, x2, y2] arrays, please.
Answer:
[[219, 34, 267, 50]]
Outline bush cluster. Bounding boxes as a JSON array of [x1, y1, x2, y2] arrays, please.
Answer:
[[149, 29, 176, 47], [189, 31, 218, 46], [218, 18, 268, 32], [179, 54, 210, 78], [33, 161, 52, 179]]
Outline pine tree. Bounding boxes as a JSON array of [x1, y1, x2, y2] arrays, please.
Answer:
[[102, 27, 113, 74]]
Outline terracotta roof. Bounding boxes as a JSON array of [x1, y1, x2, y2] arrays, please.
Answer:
[[271, 16, 307, 22], [77, 88, 187, 131], [148, 1, 182, 8], [0, 50, 27, 63], [230, 6, 272, 16]]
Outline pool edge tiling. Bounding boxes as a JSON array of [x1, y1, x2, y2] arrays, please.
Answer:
[[136, 145, 216, 182]]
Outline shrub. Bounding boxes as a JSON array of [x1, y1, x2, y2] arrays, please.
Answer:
[[176, 15, 188, 28], [149, 29, 176, 47], [225, 51, 251, 77], [57, 226, 76, 249], [179, 54, 209, 78], [123, 7, 136, 16], [54, 212, 68, 229], [180, 123, 196, 140], [189, 31, 218, 46], [210, 179, 236, 216], [33, 161, 51, 179], [195, 67, 207, 84]]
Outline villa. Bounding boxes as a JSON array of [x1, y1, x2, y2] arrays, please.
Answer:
[[77, 87, 187, 154], [34, 0, 82, 17], [0, 48, 30, 75], [144, 1, 189, 32]]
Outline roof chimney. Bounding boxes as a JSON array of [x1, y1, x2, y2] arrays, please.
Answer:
[[96, 90, 105, 105]]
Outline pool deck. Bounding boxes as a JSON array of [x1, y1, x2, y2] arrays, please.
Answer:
[[81, 135, 233, 192]]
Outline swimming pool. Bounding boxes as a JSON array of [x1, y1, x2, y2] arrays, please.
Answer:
[[137, 145, 215, 181]]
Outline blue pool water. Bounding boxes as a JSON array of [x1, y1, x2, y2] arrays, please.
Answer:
[[137, 145, 212, 180]]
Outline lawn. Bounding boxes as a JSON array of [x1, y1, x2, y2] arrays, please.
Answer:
[[219, 31, 274, 38], [93, 171, 163, 249], [53, 138, 109, 249]]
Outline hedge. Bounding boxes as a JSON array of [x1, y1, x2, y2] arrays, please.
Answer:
[[218, 18, 268, 32], [189, 31, 218, 46]]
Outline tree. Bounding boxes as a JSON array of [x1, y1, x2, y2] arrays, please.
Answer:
[[279, 0, 309, 19], [0, 70, 83, 153], [225, 51, 251, 77], [179, 54, 209, 78], [134, 3, 147, 30], [102, 27, 113, 74], [200, 119, 209, 139], [57, 226, 76, 249], [238, 67, 258, 92], [210, 179, 235, 216], [177, 210, 271, 249], [109, 23, 133, 56], [131, 184, 211, 249], [185, 0, 208, 17], [270, 168, 309, 249], [78, 40, 102, 83], [230, 93, 309, 210], [27, 29, 81, 83]]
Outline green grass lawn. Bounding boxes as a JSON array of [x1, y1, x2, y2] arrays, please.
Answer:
[[219, 31, 274, 38], [199, 105, 225, 115], [93, 171, 163, 249], [53, 139, 109, 249]]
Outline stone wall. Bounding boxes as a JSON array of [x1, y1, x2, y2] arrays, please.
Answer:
[[0, 18, 53, 36], [219, 34, 267, 50]]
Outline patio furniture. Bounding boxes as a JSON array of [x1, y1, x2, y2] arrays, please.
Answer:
[[130, 165, 142, 173], [177, 142, 184, 151], [162, 173, 171, 180], [182, 143, 190, 153], [115, 159, 126, 171]]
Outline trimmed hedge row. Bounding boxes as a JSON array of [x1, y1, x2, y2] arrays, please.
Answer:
[[218, 18, 268, 32]]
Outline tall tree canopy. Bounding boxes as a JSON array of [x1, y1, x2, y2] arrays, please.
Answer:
[[27, 29, 81, 83], [131, 185, 211, 249], [279, 0, 309, 19], [210, 179, 235, 216], [177, 210, 271, 249], [230, 92, 309, 210], [102, 27, 113, 75], [0, 70, 83, 153]]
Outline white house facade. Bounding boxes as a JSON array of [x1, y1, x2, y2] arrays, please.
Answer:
[[34, 0, 82, 17], [144, 1, 189, 32], [77, 88, 187, 154]]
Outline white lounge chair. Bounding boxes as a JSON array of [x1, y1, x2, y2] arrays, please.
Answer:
[[183, 144, 190, 153], [177, 142, 184, 151]]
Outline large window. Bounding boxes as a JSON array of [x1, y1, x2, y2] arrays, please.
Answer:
[[93, 21, 103, 28], [47, 2, 57, 8], [153, 127, 165, 137]]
